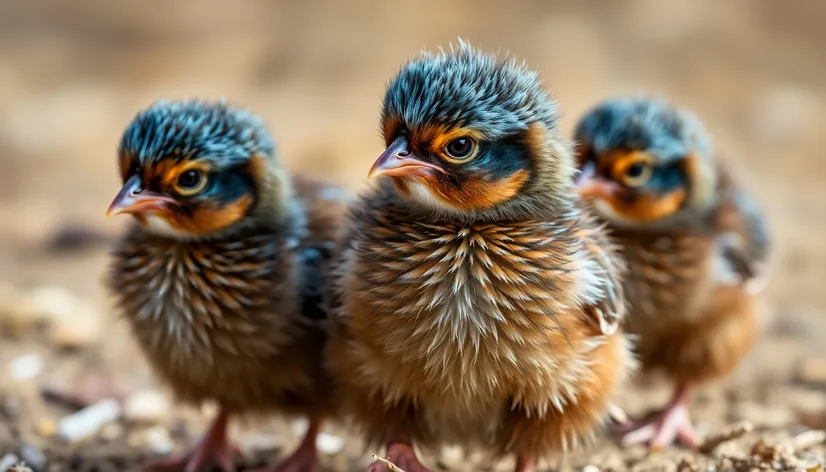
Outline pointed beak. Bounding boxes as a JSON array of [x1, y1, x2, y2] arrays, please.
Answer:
[[574, 162, 618, 199], [106, 175, 176, 217], [368, 136, 446, 179]]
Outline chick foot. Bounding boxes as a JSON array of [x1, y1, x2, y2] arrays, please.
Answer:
[[617, 385, 701, 450], [514, 454, 536, 472], [368, 442, 434, 472], [249, 419, 320, 472], [141, 408, 237, 472]]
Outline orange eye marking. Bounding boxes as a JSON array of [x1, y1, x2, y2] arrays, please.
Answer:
[[425, 168, 529, 210], [161, 194, 254, 235], [608, 150, 655, 181], [604, 187, 686, 223], [159, 160, 212, 187], [430, 128, 485, 154], [152, 159, 213, 196], [407, 124, 485, 163]]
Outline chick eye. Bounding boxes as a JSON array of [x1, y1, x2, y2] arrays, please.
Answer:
[[444, 137, 475, 160], [175, 169, 207, 195], [622, 162, 652, 188]]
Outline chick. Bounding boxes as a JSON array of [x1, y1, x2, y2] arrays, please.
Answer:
[[327, 43, 635, 472], [573, 97, 770, 449], [108, 100, 348, 472]]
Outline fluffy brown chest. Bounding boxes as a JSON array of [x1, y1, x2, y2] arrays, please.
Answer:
[[341, 215, 612, 423], [614, 230, 716, 333], [110, 228, 307, 407]]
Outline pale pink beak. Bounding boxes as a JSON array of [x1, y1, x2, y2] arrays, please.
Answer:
[[368, 136, 446, 179], [106, 175, 176, 217]]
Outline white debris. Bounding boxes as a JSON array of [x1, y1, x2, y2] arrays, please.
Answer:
[[238, 433, 279, 456], [291, 418, 309, 436], [123, 390, 170, 424], [316, 432, 345, 455], [58, 399, 121, 442], [143, 426, 174, 455], [0, 453, 20, 471], [9, 354, 44, 380], [439, 444, 464, 467]]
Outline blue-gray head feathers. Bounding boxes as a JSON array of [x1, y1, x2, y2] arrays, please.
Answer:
[[119, 99, 275, 167], [382, 41, 558, 139], [574, 97, 711, 162]]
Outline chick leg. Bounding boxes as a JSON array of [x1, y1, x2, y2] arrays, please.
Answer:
[[249, 418, 320, 472], [514, 454, 536, 472], [141, 408, 237, 472], [367, 441, 434, 472], [617, 384, 701, 450]]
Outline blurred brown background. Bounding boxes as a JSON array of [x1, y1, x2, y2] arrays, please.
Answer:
[[0, 0, 825, 467]]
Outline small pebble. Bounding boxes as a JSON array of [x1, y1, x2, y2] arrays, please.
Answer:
[[99, 422, 124, 441], [238, 433, 279, 456], [291, 418, 309, 436], [23, 286, 82, 321], [143, 426, 174, 455], [19, 443, 46, 470], [9, 354, 44, 380], [1, 285, 88, 337], [58, 399, 121, 442], [48, 305, 103, 349], [583, 465, 600, 472], [439, 444, 464, 468], [316, 432, 345, 455], [34, 418, 57, 438], [123, 390, 170, 424]]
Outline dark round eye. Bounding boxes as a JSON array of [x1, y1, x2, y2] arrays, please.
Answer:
[[176, 169, 206, 194], [445, 137, 475, 160], [626, 163, 646, 178], [621, 161, 653, 188]]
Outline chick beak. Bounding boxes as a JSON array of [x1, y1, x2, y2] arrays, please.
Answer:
[[368, 136, 446, 179], [574, 162, 618, 199], [106, 175, 176, 217]]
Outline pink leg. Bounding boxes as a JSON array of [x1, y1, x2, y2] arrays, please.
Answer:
[[367, 441, 434, 472], [141, 408, 237, 472], [514, 454, 535, 472], [248, 419, 321, 472], [616, 384, 701, 450]]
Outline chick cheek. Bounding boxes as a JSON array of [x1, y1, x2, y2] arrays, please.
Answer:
[[162, 196, 255, 235]]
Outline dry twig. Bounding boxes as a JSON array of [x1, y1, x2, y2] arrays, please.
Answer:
[[371, 455, 407, 472], [698, 421, 753, 453]]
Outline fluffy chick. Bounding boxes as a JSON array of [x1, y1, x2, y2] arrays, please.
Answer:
[[327, 43, 635, 472], [573, 97, 771, 449], [108, 100, 349, 472]]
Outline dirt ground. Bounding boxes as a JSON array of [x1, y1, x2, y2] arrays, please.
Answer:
[[1, 0, 826, 470]]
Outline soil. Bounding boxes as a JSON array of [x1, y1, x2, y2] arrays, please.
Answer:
[[0, 1, 825, 471]]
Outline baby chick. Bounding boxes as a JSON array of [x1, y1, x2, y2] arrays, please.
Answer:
[[327, 43, 635, 472], [108, 100, 348, 472], [573, 97, 770, 449]]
